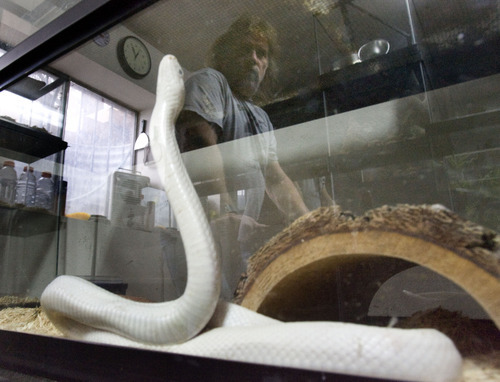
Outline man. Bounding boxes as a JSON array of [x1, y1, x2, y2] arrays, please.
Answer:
[[176, 15, 308, 298]]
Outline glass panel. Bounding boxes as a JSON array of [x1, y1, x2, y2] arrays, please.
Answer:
[[1, 0, 499, 379]]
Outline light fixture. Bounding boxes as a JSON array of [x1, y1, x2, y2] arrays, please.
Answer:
[[134, 119, 149, 150]]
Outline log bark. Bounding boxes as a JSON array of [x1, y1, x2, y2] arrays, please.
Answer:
[[234, 204, 500, 328]]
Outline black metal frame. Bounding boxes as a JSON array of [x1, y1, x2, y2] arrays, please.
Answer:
[[0, 329, 388, 381]]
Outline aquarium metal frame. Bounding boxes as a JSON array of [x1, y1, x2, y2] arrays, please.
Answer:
[[0, 329, 386, 381]]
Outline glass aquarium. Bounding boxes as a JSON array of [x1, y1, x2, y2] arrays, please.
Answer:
[[0, 0, 498, 380]]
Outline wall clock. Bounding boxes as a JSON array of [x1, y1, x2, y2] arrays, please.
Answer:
[[117, 36, 152, 79]]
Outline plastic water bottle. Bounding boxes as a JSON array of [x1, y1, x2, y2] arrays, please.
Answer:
[[0, 161, 17, 205], [15, 166, 36, 207], [35, 172, 55, 211]]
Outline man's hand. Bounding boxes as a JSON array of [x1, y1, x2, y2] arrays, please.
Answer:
[[211, 212, 268, 247]]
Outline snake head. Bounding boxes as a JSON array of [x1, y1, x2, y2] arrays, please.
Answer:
[[156, 54, 185, 122], [150, 54, 186, 161]]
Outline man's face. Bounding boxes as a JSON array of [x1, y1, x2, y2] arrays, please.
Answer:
[[222, 36, 269, 100]]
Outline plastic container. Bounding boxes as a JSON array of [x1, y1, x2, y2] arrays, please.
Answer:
[[0, 160, 17, 205], [15, 166, 37, 207], [35, 171, 55, 211]]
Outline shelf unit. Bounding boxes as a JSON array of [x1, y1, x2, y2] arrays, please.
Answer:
[[0, 118, 67, 164]]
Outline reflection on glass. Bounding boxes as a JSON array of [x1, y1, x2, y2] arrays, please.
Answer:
[[0, 1, 499, 378], [176, 15, 311, 298]]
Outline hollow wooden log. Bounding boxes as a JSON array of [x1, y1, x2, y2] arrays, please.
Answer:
[[234, 204, 500, 329]]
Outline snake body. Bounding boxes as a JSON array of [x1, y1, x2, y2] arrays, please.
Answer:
[[41, 55, 462, 381]]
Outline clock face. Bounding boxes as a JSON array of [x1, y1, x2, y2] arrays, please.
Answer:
[[117, 36, 151, 79]]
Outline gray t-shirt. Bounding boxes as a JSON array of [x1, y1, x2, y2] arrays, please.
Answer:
[[182, 68, 278, 221]]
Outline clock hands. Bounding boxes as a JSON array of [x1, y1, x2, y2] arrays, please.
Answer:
[[132, 45, 140, 60]]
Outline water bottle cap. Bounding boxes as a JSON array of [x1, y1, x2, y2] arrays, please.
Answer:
[[41, 171, 52, 178], [23, 166, 34, 172], [2, 161, 14, 167]]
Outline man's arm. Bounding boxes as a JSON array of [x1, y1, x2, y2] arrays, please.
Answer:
[[176, 110, 236, 211], [265, 160, 309, 222], [176, 110, 219, 151]]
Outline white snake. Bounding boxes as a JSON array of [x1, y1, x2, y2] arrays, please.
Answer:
[[41, 55, 462, 381]]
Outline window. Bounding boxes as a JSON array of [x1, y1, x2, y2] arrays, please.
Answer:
[[63, 82, 136, 215], [0, 50, 65, 137]]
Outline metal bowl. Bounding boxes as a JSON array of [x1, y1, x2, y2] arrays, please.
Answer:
[[331, 53, 361, 71], [358, 39, 390, 61]]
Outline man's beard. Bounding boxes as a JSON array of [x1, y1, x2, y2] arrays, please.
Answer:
[[228, 67, 261, 99]]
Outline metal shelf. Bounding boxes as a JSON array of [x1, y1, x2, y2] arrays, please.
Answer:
[[0, 205, 61, 237], [0, 118, 67, 163], [318, 44, 425, 90]]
